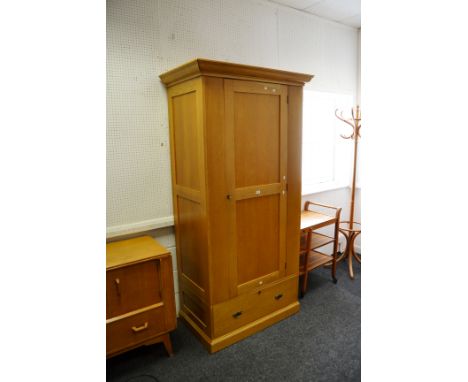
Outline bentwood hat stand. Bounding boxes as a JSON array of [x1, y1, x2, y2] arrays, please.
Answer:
[[335, 105, 361, 279]]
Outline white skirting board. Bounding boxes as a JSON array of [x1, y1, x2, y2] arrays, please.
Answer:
[[106, 216, 174, 239]]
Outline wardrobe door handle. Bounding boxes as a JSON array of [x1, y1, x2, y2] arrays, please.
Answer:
[[232, 311, 242, 319], [275, 293, 283, 300], [132, 322, 148, 332]]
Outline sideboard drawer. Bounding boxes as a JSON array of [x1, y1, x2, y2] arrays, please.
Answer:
[[107, 306, 166, 355], [212, 276, 297, 337], [106, 260, 162, 319], [106, 236, 176, 357]]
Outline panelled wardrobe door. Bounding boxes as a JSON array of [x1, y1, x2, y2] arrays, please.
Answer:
[[224, 79, 288, 295]]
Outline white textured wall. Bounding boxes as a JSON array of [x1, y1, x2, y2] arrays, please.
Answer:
[[107, 0, 360, 310], [357, 28, 361, 104], [107, 0, 359, 235]]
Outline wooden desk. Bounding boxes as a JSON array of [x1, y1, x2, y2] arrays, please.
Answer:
[[299, 202, 341, 296]]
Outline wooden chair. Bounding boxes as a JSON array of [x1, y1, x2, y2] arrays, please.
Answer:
[[299, 201, 341, 297]]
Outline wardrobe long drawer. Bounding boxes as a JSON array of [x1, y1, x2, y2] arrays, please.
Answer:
[[106, 306, 166, 355], [106, 260, 162, 319], [212, 277, 297, 337]]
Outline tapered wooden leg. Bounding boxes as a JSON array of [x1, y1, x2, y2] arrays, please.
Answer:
[[162, 333, 174, 357]]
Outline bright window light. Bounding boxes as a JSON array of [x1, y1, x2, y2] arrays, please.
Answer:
[[302, 90, 354, 195]]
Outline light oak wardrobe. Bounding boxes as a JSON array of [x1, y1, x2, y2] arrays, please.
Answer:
[[160, 59, 312, 352]]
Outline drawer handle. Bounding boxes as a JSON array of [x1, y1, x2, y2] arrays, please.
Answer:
[[275, 293, 283, 300], [115, 278, 121, 296], [232, 311, 243, 319], [132, 322, 149, 332]]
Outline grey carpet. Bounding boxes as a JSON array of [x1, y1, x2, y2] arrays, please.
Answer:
[[107, 260, 360, 382]]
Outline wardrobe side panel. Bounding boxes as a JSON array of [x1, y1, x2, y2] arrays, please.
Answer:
[[167, 79, 210, 309], [172, 91, 200, 189]]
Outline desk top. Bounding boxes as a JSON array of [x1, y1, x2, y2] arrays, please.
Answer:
[[300, 210, 336, 231], [106, 236, 170, 269]]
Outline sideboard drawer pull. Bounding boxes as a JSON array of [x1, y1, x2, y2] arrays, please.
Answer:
[[132, 322, 149, 332], [115, 278, 121, 296], [232, 311, 243, 319], [274, 293, 283, 300]]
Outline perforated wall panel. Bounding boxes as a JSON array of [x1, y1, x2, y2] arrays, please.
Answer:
[[107, 0, 358, 235]]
